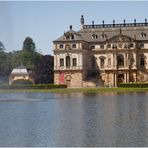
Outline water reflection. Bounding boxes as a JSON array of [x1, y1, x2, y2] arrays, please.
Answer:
[[114, 93, 148, 146], [0, 92, 148, 146]]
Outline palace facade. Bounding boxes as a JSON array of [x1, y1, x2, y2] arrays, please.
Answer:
[[53, 16, 148, 87]]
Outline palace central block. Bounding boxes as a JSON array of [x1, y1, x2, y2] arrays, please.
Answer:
[[53, 16, 148, 87]]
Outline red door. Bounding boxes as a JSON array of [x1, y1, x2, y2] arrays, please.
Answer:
[[59, 72, 65, 84]]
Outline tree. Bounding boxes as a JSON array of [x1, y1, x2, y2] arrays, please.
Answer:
[[35, 55, 54, 84], [11, 50, 42, 71], [0, 41, 6, 51], [0, 51, 12, 83], [22, 37, 36, 51]]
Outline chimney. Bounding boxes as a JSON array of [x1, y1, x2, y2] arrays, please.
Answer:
[[80, 15, 84, 29]]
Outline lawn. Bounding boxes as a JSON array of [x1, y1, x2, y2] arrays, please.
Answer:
[[0, 87, 148, 93]]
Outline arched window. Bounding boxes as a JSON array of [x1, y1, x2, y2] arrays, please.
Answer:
[[66, 36, 70, 40], [117, 54, 124, 67], [66, 56, 70, 67], [71, 35, 74, 39], [99, 56, 105, 69], [100, 59, 104, 68], [92, 33, 98, 39]]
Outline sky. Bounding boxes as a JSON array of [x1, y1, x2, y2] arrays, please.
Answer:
[[0, 1, 148, 55]]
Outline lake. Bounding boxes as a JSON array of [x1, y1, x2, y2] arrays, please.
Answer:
[[0, 91, 148, 146]]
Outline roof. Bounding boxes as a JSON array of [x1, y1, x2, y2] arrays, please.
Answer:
[[11, 65, 28, 75], [54, 31, 84, 42], [78, 26, 148, 42], [53, 26, 84, 42], [54, 21, 148, 43], [15, 64, 27, 69]]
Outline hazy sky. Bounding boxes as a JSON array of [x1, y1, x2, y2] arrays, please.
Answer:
[[0, 1, 148, 55]]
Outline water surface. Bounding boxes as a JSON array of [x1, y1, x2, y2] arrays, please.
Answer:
[[0, 91, 148, 146]]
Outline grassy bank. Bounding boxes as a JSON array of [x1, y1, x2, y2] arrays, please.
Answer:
[[0, 87, 148, 93]]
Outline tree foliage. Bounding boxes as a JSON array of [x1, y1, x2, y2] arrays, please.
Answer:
[[11, 50, 42, 71], [0, 51, 12, 83], [0, 38, 54, 84], [35, 55, 54, 84], [0, 41, 5, 51], [22, 37, 36, 51]]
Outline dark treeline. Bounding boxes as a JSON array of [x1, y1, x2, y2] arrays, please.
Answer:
[[0, 37, 54, 84]]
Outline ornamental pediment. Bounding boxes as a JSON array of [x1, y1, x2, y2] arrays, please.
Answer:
[[107, 35, 134, 43]]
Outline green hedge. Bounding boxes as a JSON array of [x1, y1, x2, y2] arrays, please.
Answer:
[[12, 79, 33, 85], [0, 84, 67, 89], [118, 83, 148, 88]]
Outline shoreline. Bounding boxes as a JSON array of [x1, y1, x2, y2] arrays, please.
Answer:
[[0, 87, 148, 93]]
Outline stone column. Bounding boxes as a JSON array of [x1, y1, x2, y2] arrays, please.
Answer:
[[113, 73, 115, 87], [115, 73, 117, 87], [115, 53, 117, 68], [113, 53, 117, 68], [54, 55, 56, 70], [133, 72, 137, 82], [70, 55, 72, 68], [79, 54, 82, 68], [126, 53, 128, 68], [64, 54, 66, 69], [124, 73, 127, 83], [57, 55, 59, 67], [107, 73, 109, 86], [113, 53, 115, 67], [78, 54, 80, 68], [124, 53, 126, 68], [133, 52, 136, 69], [127, 72, 129, 83], [80, 43, 82, 49]]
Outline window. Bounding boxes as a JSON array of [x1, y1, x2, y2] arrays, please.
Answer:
[[101, 31, 107, 39], [92, 33, 98, 39], [101, 33, 107, 39], [112, 44, 117, 49], [71, 35, 74, 39], [72, 44, 76, 48], [59, 44, 63, 49], [117, 54, 124, 67], [130, 43, 134, 48], [140, 43, 144, 49], [100, 45, 104, 49], [140, 55, 145, 67], [107, 44, 111, 48], [73, 58, 77, 66], [91, 45, 95, 50], [100, 58, 104, 68], [60, 59, 64, 67], [66, 56, 70, 67], [140, 31, 146, 37], [66, 36, 70, 40]]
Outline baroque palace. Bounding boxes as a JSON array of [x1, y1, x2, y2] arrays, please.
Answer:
[[53, 16, 148, 87]]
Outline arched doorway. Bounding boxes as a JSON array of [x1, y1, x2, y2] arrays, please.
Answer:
[[66, 80, 71, 87], [65, 75, 71, 87], [117, 74, 124, 84]]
